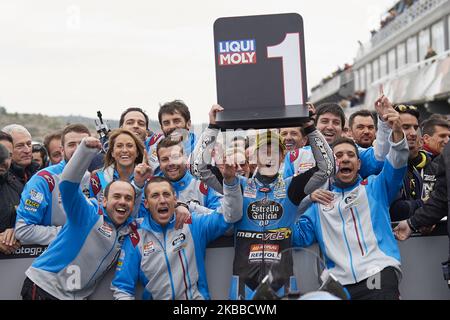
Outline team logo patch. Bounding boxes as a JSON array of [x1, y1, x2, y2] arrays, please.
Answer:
[[199, 182, 208, 195], [322, 203, 335, 212], [25, 199, 40, 208], [247, 200, 283, 227], [151, 148, 158, 161], [37, 171, 55, 192], [30, 189, 44, 203], [343, 189, 359, 209], [143, 241, 155, 256], [90, 174, 101, 196], [259, 187, 271, 193], [248, 244, 281, 263], [172, 233, 186, 247], [344, 195, 357, 204], [290, 150, 299, 162], [218, 39, 256, 66], [149, 133, 163, 146], [298, 162, 315, 172], [98, 222, 113, 238], [237, 228, 291, 241]]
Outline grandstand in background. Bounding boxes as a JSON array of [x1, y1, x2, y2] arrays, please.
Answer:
[[310, 0, 450, 120]]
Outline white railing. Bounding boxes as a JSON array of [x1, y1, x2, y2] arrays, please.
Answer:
[[356, 0, 448, 59], [363, 49, 450, 109], [309, 71, 354, 104]]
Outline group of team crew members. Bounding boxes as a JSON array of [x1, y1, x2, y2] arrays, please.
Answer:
[[0, 95, 449, 300]]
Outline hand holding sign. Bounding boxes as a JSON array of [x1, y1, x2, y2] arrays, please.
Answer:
[[209, 104, 224, 125], [214, 13, 309, 129]]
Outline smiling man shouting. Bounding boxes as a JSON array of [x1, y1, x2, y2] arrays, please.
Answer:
[[21, 136, 151, 300], [292, 108, 408, 300]]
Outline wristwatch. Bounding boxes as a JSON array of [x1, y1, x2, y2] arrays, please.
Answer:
[[406, 218, 419, 233], [175, 202, 189, 211]]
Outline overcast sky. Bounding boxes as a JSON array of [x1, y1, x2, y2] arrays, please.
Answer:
[[0, 0, 394, 124]]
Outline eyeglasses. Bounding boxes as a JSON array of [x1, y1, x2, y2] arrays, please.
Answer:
[[394, 104, 417, 112]]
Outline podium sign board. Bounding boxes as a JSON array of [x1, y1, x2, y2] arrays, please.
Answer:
[[214, 13, 309, 129]]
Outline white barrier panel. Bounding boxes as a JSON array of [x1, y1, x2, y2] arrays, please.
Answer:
[[1, 237, 450, 300]]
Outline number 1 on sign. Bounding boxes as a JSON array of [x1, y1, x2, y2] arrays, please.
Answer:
[[267, 33, 303, 106]]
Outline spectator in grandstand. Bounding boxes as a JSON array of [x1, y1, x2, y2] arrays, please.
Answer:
[[0, 134, 22, 255], [155, 136, 222, 214], [381, 8, 397, 28], [349, 110, 377, 148], [425, 46, 437, 60], [32, 143, 48, 170], [1, 124, 39, 186], [158, 100, 197, 157], [421, 117, 450, 158], [293, 107, 407, 300], [43, 131, 63, 166], [15, 124, 92, 245], [20, 136, 152, 300], [389, 105, 439, 221], [280, 127, 307, 154], [111, 171, 242, 300], [191, 104, 335, 299]]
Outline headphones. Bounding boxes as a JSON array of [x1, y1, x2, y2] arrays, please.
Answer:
[[32, 142, 49, 167]]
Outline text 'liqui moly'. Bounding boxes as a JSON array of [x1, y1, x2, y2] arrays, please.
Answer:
[[218, 39, 256, 66]]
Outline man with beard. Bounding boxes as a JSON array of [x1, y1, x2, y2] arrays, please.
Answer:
[[14, 124, 93, 245], [155, 136, 222, 214], [111, 169, 242, 300], [389, 105, 439, 222], [21, 136, 151, 300], [293, 108, 407, 300], [349, 110, 377, 148], [158, 100, 197, 157], [191, 105, 335, 299]]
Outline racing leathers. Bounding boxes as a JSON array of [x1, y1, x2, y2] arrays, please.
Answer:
[[283, 118, 391, 179], [292, 133, 408, 288], [191, 124, 335, 299], [111, 179, 242, 300], [15, 160, 90, 245], [23, 139, 141, 300]]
